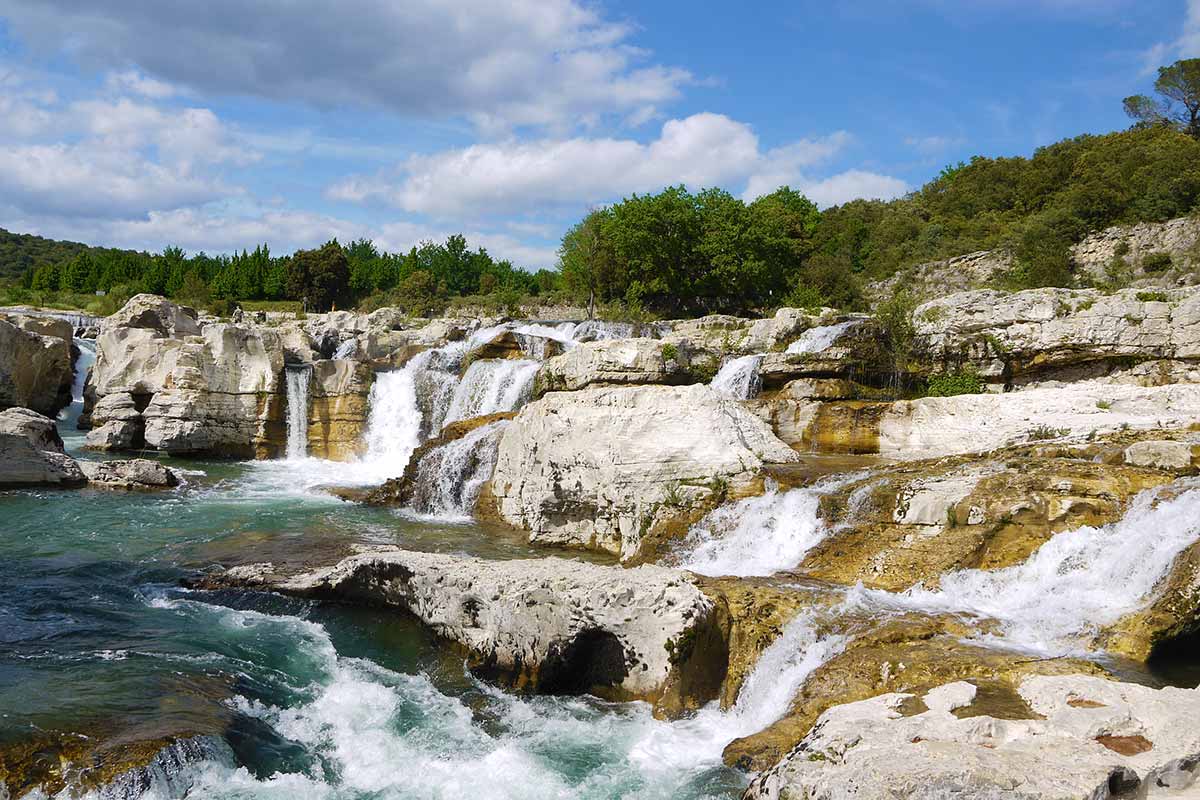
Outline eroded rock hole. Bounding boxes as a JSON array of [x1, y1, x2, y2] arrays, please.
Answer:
[[541, 629, 628, 694]]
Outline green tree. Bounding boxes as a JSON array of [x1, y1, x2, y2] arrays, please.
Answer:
[[286, 241, 351, 311], [1124, 59, 1200, 138], [559, 208, 616, 317]]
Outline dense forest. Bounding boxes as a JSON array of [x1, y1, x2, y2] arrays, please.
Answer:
[[5, 60, 1200, 319]]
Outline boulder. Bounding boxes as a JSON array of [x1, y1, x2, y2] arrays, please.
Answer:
[[89, 297, 291, 458], [0, 440, 83, 489], [746, 674, 1200, 800], [0, 407, 84, 488], [104, 293, 200, 338], [864, 250, 1014, 306], [534, 338, 691, 394], [78, 459, 180, 490], [205, 547, 727, 716], [1124, 440, 1197, 472], [0, 317, 73, 416], [0, 407, 65, 453], [487, 384, 800, 559]]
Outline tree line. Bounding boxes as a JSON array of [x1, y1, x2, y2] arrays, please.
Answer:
[[14, 234, 562, 315]]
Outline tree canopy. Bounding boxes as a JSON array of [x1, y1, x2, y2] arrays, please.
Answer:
[[1124, 58, 1200, 138]]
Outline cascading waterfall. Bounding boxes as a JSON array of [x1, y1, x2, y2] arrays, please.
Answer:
[[848, 480, 1200, 655], [284, 366, 312, 460], [670, 474, 861, 577], [406, 421, 510, 519], [710, 354, 764, 400], [786, 320, 859, 354], [443, 359, 540, 425], [70, 338, 97, 405]]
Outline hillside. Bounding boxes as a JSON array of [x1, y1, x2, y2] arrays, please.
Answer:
[[0, 228, 142, 282]]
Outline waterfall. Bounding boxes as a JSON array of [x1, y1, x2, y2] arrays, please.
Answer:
[[71, 338, 97, 405], [405, 420, 509, 519], [284, 366, 311, 460], [850, 480, 1200, 655], [628, 605, 847, 771], [443, 359, 539, 426], [671, 473, 862, 577], [710, 354, 763, 400], [362, 353, 428, 471], [786, 320, 858, 354]]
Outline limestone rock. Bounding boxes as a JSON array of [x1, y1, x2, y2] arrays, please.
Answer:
[[488, 385, 800, 559], [306, 359, 373, 461], [913, 286, 1200, 387], [209, 547, 727, 716], [1073, 215, 1200, 287], [0, 316, 73, 416], [800, 453, 1177, 591], [0, 435, 84, 490], [0, 407, 65, 453], [104, 293, 200, 338], [534, 338, 691, 394], [1124, 440, 1197, 472], [864, 250, 1014, 306], [746, 674, 1200, 800], [79, 459, 180, 490]]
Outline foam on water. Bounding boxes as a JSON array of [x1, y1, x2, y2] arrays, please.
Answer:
[[673, 474, 863, 577], [110, 596, 852, 800], [710, 355, 763, 400], [846, 480, 1200, 655], [785, 321, 858, 355]]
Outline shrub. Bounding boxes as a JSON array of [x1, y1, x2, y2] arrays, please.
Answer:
[[925, 367, 985, 397], [1028, 424, 1070, 440], [1141, 251, 1174, 273], [661, 343, 679, 362], [1096, 399, 1113, 410], [1136, 290, 1170, 302]]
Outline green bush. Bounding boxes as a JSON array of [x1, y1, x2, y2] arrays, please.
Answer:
[[1136, 290, 1170, 302], [925, 367, 985, 397], [661, 343, 679, 362], [1140, 251, 1174, 273]]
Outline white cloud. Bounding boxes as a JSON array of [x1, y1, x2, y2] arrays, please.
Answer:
[[105, 69, 178, 99], [0, 72, 255, 220], [330, 114, 899, 216], [795, 170, 910, 208], [1141, 0, 1200, 74], [1, 0, 692, 132]]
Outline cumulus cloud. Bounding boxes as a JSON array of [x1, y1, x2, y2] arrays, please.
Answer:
[[0, 72, 254, 219], [330, 114, 905, 216], [0, 0, 692, 131]]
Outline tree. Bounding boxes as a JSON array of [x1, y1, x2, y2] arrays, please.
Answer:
[[286, 241, 351, 311], [1124, 59, 1200, 138], [559, 208, 615, 318]]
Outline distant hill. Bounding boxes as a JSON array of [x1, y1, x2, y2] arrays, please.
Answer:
[[0, 228, 141, 281]]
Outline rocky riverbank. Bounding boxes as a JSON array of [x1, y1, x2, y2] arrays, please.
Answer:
[[4, 286, 1200, 799]]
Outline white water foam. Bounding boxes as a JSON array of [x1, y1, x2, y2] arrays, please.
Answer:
[[674, 474, 863, 577], [123, 596, 842, 800], [846, 480, 1200, 655], [710, 355, 763, 400], [785, 321, 858, 355]]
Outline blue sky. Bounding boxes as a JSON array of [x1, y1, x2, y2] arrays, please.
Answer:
[[0, 0, 1195, 269]]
